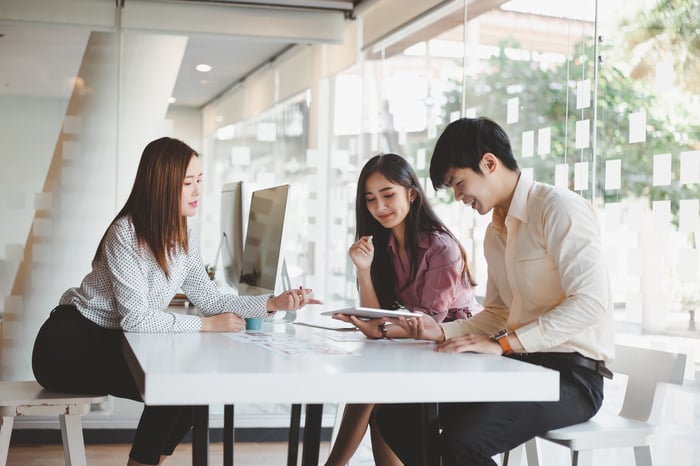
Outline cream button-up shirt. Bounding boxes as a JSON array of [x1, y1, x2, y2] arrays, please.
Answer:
[[442, 176, 615, 362]]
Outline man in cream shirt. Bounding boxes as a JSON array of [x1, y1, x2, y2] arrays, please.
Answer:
[[376, 117, 615, 466]]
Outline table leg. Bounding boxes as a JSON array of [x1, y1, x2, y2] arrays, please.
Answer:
[[192, 405, 209, 466], [224, 404, 234, 466], [420, 403, 440, 466], [301, 404, 323, 466], [287, 404, 302, 466]]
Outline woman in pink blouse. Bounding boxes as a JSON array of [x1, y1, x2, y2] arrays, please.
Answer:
[[325, 153, 482, 466]]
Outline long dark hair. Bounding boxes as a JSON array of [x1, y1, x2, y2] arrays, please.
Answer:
[[94, 137, 197, 277], [355, 153, 476, 309]]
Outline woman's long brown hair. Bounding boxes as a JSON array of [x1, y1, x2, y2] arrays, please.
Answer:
[[93, 137, 197, 277]]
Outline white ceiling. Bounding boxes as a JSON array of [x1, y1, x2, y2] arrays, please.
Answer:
[[0, 0, 359, 108]]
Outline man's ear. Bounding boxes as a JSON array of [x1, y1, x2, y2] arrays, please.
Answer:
[[481, 152, 498, 173]]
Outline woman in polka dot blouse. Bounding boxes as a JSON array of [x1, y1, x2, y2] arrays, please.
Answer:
[[31, 137, 321, 466]]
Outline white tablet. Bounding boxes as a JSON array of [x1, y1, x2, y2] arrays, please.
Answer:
[[321, 306, 423, 319]]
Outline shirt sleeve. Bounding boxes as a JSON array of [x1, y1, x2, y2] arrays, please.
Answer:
[[442, 263, 510, 339], [103, 223, 203, 333], [180, 236, 271, 318], [515, 191, 611, 353], [411, 238, 464, 323]]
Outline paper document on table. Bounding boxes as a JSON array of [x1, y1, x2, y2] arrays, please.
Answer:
[[224, 332, 355, 356]]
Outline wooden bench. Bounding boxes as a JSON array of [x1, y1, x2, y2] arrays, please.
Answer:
[[0, 381, 107, 466]]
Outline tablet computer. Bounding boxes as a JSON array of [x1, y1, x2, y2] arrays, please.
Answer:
[[321, 306, 423, 319]]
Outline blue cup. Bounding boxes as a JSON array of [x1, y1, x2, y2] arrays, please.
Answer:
[[245, 317, 263, 331]]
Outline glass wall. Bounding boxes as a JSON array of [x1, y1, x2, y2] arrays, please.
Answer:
[[204, 0, 700, 340]]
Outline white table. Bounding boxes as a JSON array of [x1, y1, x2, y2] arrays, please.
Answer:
[[122, 320, 559, 465]]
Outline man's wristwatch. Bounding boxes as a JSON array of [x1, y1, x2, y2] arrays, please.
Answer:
[[493, 330, 513, 355]]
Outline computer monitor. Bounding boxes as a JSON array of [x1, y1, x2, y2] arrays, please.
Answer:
[[239, 184, 290, 296], [219, 181, 244, 291]]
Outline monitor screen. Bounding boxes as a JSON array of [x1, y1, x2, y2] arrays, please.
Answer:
[[239, 184, 290, 296], [219, 181, 244, 291]]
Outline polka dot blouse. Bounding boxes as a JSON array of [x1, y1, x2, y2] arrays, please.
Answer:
[[59, 216, 270, 332]]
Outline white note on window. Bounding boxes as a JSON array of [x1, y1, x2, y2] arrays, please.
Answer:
[[555, 163, 568, 189], [652, 153, 672, 186], [605, 159, 621, 190], [507, 97, 519, 124], [575, 119, 590, 149], [416, 148, 426, 170], [576, 79, 591, 109], [521, 130, 534, 158], [628, 111, 647, 143], [680, 150, 700, 185], [521, 167, 534, 182], [574, 162, 589, 191], [652, 200, 672, 229], [537, 127, 551, 157], [655, 59, 674, 93], [679, 198, 700, 232]]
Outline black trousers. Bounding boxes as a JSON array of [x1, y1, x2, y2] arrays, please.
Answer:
[[31, 305, 194, 465], [375, 352, 604, 466]]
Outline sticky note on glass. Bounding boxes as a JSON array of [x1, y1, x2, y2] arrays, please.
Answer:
[[652, 200, 672, 228], [605, 159, 621, 190], [655, 59, 674, 93], [416, 148, 426, 170], [628, 111, 646, 144], [652, 153, 672, 186], [521, 130, 534, 158], [537, 127, 551, 157], [576, 79, 591, 109], [574, 161, 589, 190], [507, 97, 519, 124], [555, 163, 569, 189], [679, 198, 700, 232], [575, 119, 590, 149], [521, 167, 534, 181], [679, 150, 700, 185]]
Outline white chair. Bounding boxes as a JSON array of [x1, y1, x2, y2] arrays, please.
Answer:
[[0, 381, 107, 466], [504, 344, 687, 466]]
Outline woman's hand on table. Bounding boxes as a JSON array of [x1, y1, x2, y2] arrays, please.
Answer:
[[200, 313, 245, 332]]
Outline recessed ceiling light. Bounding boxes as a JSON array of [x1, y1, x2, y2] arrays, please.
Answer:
[[195, 64, 212, 72], [168, 96, 176, 104]]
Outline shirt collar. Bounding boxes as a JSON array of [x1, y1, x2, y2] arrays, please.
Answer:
[[492, 174, 532, 236]]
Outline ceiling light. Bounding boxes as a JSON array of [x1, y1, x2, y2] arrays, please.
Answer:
[[168, 97, 176, 104], [196, 64, 212, 72]]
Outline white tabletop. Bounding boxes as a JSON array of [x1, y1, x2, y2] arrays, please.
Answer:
[[123, 320, 559, 406]]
